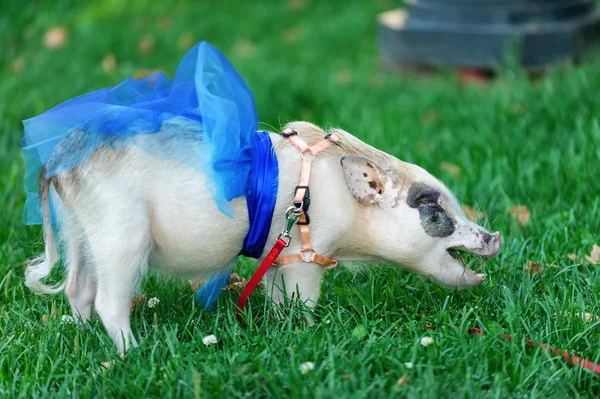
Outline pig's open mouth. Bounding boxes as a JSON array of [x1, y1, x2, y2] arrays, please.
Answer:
[[447, 247, 488, 270]]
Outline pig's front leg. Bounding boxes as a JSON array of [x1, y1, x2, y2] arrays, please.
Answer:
[[265, 262, 324, 311]]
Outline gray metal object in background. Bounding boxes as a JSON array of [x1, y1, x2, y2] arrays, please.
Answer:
[[379, 0, 600, 70]]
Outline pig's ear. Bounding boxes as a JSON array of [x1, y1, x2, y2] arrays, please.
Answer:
[[340, 155, 387, 204]]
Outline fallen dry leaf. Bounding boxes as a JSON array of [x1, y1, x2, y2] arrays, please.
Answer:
[[288, 0, 309, 11], [99, 360, 116, 371], [525, 261, 545, 277], [133, 69, 161, 80], [189, 273, 263, 292], [138, 34, 154, 55], [233, 40, 257, 58], [395, 374, 410, 388], [462, 205, 484, 223], [567, 253, 578, 261], [555, 311, 600, 323], [157, 15, 173, 31], [525, 261, 560, 277], [44, 26, 68, 50], [224, 281, 248, 291], [131, 294, 147, 311], [189, 278, 206, 292], [508, 205, 531, 226], [420, 109, 440, 125], [178, 32, 196, 50], [224, 278, 263, 291], [335, 69, 353, 85], [101, 53, 116, 73], [226, 273, 263, 291], [42, 314, 48, 327], [585, 244, 600, 264], [281, 27, 303, 43], [440, 162, 461, 179], [10, 57, 25, 73]]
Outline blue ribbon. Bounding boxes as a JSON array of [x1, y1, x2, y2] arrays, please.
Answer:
[[196, 131, 279, 309]]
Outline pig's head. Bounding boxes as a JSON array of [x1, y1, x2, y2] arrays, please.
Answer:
[[340, 154, 501, 288]]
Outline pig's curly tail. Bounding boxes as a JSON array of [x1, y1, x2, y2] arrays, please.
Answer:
[[25, 168, 64, 294]]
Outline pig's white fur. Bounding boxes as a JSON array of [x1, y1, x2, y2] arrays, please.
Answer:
[[25, 120, 499, 353]]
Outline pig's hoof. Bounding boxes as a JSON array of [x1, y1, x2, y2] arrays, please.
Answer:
[[476, 273, 486, 280]]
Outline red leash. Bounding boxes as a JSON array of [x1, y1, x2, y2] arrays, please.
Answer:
[[236, 237, 287, 325], [236, 206, 303, 325], [430, 326, 600, 375]]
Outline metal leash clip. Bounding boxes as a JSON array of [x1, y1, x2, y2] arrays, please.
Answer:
[[278, 206, 303, 247]]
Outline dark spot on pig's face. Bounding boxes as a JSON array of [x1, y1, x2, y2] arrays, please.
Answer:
[[368, 181, 377, 190], [407, 183, 455, 238], [483, 232, 494, 244]]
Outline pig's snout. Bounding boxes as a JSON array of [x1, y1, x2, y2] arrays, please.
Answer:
[[465, 230, 501, 258], [481, 231, 501, 257]]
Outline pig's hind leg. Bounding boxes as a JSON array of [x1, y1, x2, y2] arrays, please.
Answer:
[[63, 215, 96, 324], [78, 193, 152, 353], [48, 192, 97, 325]]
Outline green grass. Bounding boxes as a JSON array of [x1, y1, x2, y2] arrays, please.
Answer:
[[2, 0, 600, 397]]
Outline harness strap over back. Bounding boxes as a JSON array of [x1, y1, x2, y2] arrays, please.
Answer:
[[274, 128, 339, 269]]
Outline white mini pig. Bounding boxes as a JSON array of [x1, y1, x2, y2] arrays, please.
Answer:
[[26, 120, 500, 353]]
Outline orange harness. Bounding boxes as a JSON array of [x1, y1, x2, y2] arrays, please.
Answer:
[[273, 128, 339, 269]]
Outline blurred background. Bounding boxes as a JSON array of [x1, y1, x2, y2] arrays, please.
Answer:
[[2, 0, 396, 134]]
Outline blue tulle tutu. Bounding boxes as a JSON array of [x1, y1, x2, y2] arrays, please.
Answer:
[[21, 41, 280, 310], [22, 41, 257, 223]]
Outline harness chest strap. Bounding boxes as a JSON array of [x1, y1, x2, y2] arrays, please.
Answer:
[[273, 128, 339, 269]]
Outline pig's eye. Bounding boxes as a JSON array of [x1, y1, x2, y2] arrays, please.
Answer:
[[416, 189, 439, 205]]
